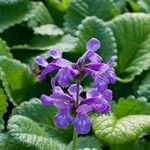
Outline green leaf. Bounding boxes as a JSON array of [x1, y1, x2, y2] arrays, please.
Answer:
[[0, 88, 7, 130], [13, 98, 56, 128], [27, 1, 53, 28], [0, 56, 37, 105], [13, 98, 73, 143], [64, 0, 120, 34], [113, 96, 150, 118], [47, 0, 70, 11], [0, 133, 35, 150], [8, 115, 66, 150], [108, 13, 150, 82], [92, 114, 150, 144], [0, 38, 12, 58], [33, 24, 64, 36], [135, 71, 150, 101], [0, 0, 32, 33], [67, 136, 102, 150], [74, 16, 117, 62], [12, 34, 77, 52], [110, 139, 150, 150], [138, 0, 150, 13]]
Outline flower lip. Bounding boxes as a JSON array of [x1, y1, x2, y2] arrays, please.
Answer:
[[86, 38, 101, 52], [48, 49, 62, 59], [35, 56, 48, 67]]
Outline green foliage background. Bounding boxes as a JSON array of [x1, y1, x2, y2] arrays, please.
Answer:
[[1, 0, 150, 149]]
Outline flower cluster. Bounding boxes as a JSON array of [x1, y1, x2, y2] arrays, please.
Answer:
[[35, 38, 116, 134]]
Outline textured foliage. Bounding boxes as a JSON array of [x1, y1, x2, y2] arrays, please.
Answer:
[[0, 57, 37, 105], [92, 96, 150, 144], [108, 13, 150, 82], [74, 16, 117, 62], [93, 114, 150, 144], [64, 0, 120, 34], [8, 115, 66, 150], [0, 88, 7, 130]]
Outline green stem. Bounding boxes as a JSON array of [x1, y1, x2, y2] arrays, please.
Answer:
[[72, 81, 80, 150], [72, 129, 78, 150]]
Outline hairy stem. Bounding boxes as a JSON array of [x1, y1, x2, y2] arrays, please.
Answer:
[[72, 81, 80, 150]]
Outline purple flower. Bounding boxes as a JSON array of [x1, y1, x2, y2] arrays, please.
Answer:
[[36, 38, 116, 135], [36, 49, 78, 87]]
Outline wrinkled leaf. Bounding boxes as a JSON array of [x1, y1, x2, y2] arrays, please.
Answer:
[[64, 0, 120, 34], [0, 88, 7, 130], [8, 115, 66, 150], [108, 13, 150, 82], [67, 136, 102, 150], [33, 24, 64, 36], [0, 56, 37, 105], [93, 114, 150, 144], [0, 38, 12, 58], [74, 16, 117, 62]]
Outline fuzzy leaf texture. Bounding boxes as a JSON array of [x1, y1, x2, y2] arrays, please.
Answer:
[[92, 97, 150, 144], [12, 98, 73, 143], [0, 0, 32, 33], [8, 115, 66, 150], [135, 71, 150, 101], [74, 16, 117, 62], [0, 88, 7, 130], [0, 38, 12, 58], [108, 13, 150, 82], [64, 0, 120, 34], [0, 56, 37, 105]]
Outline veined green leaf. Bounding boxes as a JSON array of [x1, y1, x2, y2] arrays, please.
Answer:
[[0, 133, 35, 150], [113, 96, 150, 118], [92, 114, 150, 144], [0, 56, 37, 105], [135, 71, 150, 101], [27, 1, 53, 28], [108, 13, 150, 82], [8, 115, 66, 150], [33, 24, 64, 36], [12, 34, 77, 52], [67, 136, 102, 150], [13, 98, 73, 143], [0, 0, 31, 33], [74, 16, 117, 62], [0, 88, 7, 130], [64, 0, 120, 34], [0, 38, 12, 58], [93, 96, 150, 144]]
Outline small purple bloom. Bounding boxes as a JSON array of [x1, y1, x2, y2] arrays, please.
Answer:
[[36, 38, 116, 135]]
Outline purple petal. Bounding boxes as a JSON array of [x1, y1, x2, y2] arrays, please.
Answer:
[[83, 68, 96, 78], [88, 53, 102, 63], [76, 104, 93, 114], [48, 49, 62, 59], [86, 38, 101, 52], [41, 94, 53, 106], [107, 56, 117, 67], [102, 89, 112, 101], [72, 113, 91, 134], [85, 63, 102, 71], [56, 68, 78, 88], [106, 69, 116, 84], [92, 100, 111, 113], [38, 63, 60, 81], [52, 58, 72, 68], [93, 76, 108, 93], [54, 109, 73, 128], [35, 56, 48, 67], [68, 84, 83, 96], [50, 92, 73, 103], [86, 88, 99, 98]]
